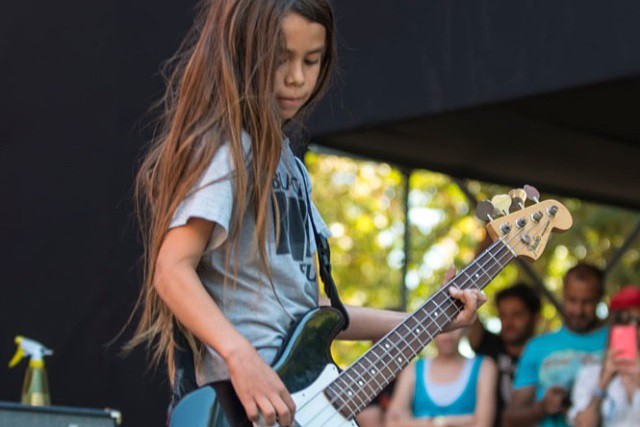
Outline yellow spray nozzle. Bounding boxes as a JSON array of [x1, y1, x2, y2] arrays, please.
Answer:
[[9, 346, 25, 368], [9, 335, 52, 368]]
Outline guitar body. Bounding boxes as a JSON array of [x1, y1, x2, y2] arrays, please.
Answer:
[[169, 307, 359, 427]]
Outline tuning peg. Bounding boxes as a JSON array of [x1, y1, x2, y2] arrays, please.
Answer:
[[510, 197, 524, 212], [508, 188, 527, 211], [509, 188, 527, 202], [476, 200, 496, 221], [491, 194, 511, 215], [523, 184, 540, 203]]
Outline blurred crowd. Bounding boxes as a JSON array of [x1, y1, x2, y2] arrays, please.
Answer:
[[355, 264, 640, 427]]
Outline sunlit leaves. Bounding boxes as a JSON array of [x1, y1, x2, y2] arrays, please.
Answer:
[[305, 149, 640, 365]]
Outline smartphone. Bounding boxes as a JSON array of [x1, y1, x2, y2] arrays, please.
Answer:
[[610, 325, 638, 360]]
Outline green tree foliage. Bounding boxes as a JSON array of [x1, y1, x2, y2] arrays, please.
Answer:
[[305, 150, 640, 366]]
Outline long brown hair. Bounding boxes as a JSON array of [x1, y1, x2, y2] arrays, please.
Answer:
[[126, 0, 336, 377]]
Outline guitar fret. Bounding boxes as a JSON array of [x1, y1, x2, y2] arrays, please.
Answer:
[[335, 392, 348, 413], [323, 385, 347, 416], [383, 336, 406, 374], [375, 349, 397, 378], [394, 327, 416, 362], [451, 275, 468, 291], [461, 269, 476, 289], [339, 379, 365, 414], [481, 259, 495, 280], [420, 300, 438, 318], [403, 323, 424, 353], [490, 245, 511, 274], [342, 370, 362, 395], [416, 308, 440, 338], [416, 320, 433, 347], [426, 301, 447, 327], [347, 359, 370, 390], [384, 334, 402, 359], [361, 358, 384, 391], [488, 248, 507, 276], [420, 321, 434, 341], [379, 345, 401, 378], [326, 240, 518, 417], [405, 316, 425, 339], [395, 323, 418, 358], [441, 303, 453, 322], [342, 370, 369, 410], [342, 361, 381, 418], [340, 354, 387, 412], [476, 263, 491, 284], [363, 350, 390, 391]]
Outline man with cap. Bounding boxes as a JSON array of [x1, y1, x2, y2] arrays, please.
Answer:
[[568, 285, 640, 427]]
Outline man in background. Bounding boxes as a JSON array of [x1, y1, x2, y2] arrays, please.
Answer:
[[469, 283, 542, 427]]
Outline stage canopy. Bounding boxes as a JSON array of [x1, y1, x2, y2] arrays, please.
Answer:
[[310, 1, 640, 210]]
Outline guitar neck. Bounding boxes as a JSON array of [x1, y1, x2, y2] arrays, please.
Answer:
[[324, 239, 515, 419]]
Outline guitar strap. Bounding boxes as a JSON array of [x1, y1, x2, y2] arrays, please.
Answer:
[[295, 158, 350, 330], [169, 158, 349, 407]]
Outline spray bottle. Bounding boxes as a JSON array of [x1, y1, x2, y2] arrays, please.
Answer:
[[8, 336, 53, 406]]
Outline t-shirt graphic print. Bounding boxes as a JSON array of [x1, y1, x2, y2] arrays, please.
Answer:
[[170, 133, 330, 384], [272, 167, 316, 283]]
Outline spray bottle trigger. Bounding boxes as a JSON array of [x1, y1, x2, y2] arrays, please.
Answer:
[[9, 346, 25, 368]]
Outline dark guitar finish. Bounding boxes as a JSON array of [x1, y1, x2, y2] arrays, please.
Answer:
[[169, 307, 346, 427]]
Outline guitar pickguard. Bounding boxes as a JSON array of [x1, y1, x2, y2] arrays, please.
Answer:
[[253, 364, 357, 427]]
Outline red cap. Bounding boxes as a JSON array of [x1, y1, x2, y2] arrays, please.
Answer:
[[610, 285, 640, 311]]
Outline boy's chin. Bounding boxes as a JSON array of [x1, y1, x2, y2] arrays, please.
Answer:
[[278, 110, 299, 122]]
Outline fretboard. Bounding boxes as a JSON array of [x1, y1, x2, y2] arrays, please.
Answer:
[[324, 239, 515, 419]]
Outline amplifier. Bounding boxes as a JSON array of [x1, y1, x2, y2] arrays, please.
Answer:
[[0, 401, 121, 427]]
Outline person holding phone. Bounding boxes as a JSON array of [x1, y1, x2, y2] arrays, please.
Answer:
[[569, 285, 640, 427]]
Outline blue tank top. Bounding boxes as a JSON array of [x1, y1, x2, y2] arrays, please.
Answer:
[[412, 356, 483, 417]]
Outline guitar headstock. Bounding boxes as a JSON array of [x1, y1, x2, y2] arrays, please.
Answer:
[[476, 186, 573, 261]]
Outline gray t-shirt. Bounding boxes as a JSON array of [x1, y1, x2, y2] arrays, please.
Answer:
[[170, 132, 330, 384]]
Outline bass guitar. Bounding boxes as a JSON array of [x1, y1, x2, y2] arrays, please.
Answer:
[[170, 189, 572, 426]]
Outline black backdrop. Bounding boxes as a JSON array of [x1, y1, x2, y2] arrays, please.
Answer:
[[1, 1, 197, 425], [2, 1, 639, 426]]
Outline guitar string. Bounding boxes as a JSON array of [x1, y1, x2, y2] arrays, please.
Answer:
[[309, 244, 517, 426], [288, 224, 538, 426], [313, 225, 534, 426], [296, 218, 545, 425], [333, 221, 542, 420], [321, 244, 516, 422], [300, 237, 521, 427], [294, 228, 526, 426], [344, 241, 516, 420]]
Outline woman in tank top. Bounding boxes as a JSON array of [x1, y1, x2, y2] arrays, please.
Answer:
[[386, 328, 497, 427]]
